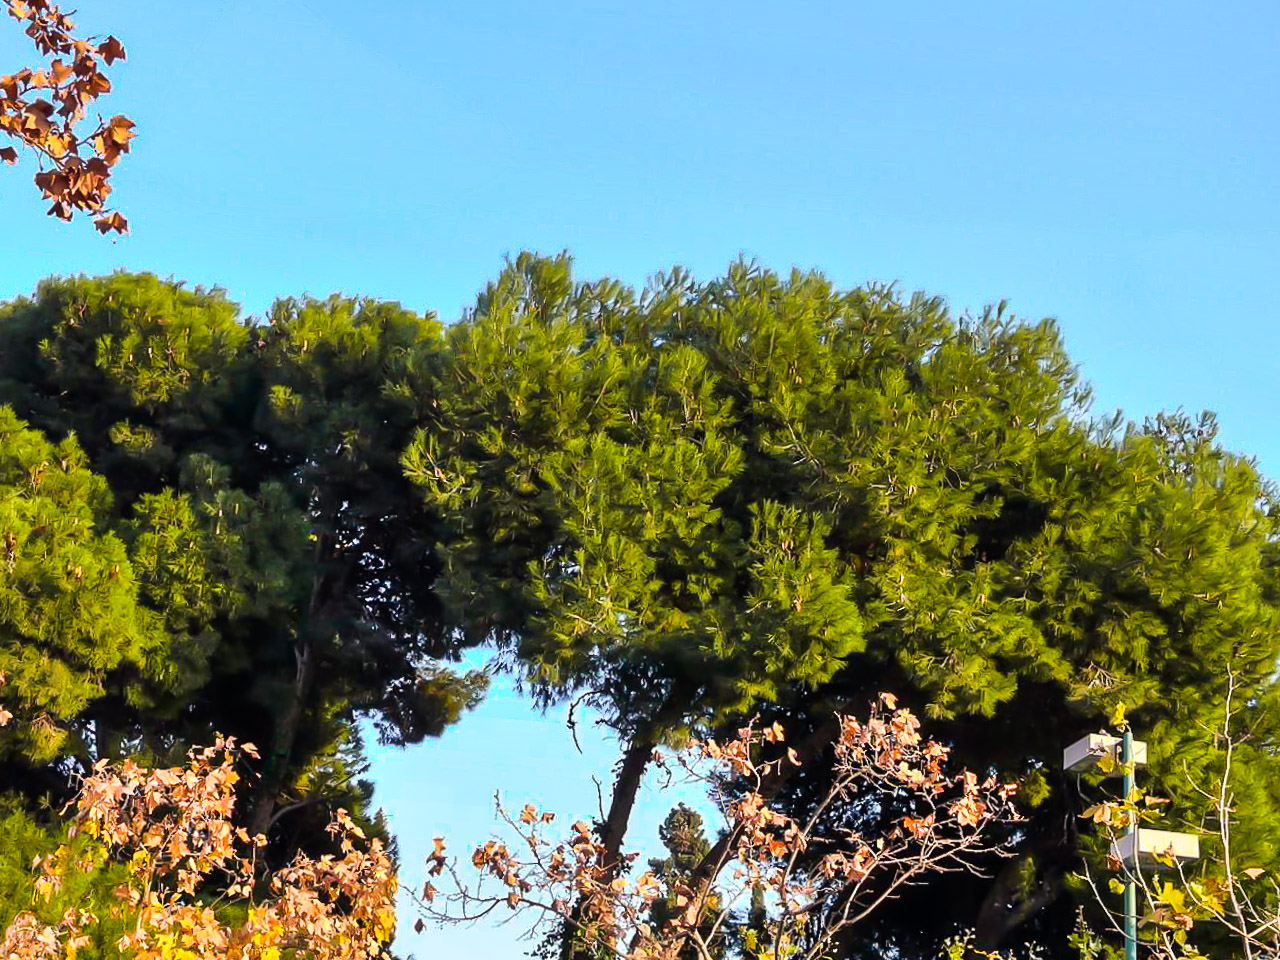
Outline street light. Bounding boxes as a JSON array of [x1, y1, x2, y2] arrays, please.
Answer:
[[1062, 732, 1148, 773], [1063, 728, 1200, 960]]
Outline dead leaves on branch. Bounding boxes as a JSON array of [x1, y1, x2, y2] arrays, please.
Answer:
[[2, 0, 133, 233], [423, 693, 1022, 960], [0, 737, 398, 960]]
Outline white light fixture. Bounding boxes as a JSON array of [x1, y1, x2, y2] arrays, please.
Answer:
[[1111, 828, 1201, 868], [1063, 733, 1148, 775]]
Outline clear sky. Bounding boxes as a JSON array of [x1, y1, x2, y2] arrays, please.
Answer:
[[2, 2, 1278, 957]]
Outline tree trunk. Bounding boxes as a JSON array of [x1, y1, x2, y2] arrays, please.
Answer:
[[93, 717, 121, 762], [970, 855, 1062, 957], [249, 532, 332, 838], [561, 733, 658, 959], [600, 737, 656, 872], [249, 630, 318, 837]]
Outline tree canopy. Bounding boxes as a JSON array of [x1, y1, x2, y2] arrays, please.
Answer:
[[404, 253, 1280, 958], [0, 272, 486, 871], [1, 256, 1276, 960]]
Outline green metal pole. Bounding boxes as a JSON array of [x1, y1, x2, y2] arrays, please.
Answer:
[[1123, 729, 1137, 960]]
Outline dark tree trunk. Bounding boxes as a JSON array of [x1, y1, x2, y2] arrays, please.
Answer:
[[249, 532, 333, 838], [561, 733, 658, 959], [970, 855, 1063, 957], [250, 629, 319, 837], [600, 736, 656, 872]]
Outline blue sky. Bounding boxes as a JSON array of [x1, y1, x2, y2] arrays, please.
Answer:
[[2, 1, 1278, 957]]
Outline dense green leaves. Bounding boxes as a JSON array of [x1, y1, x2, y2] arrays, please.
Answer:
[[0, 407, 160, 761], [406, 256, 871, 739]]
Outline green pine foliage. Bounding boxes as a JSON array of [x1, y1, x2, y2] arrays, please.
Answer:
[[0, 273, 484, 864], [0, 407, 162, 763], [403, 254, 1280, 958], [2, 257, 1277, 960]]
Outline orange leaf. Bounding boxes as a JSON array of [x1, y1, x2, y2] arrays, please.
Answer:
[[44, 132, 70, 158], [93, 211, 127, 234], [97, 37, 127, 64], [107, 115, 135, 143]]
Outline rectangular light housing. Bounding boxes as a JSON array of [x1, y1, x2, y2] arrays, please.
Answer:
[[1063, 733, 1148, 775], [1111, 829, 1201, 867]]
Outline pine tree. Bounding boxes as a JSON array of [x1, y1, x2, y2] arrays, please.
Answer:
[[0, 274, 485, 862], [405, 254, 1280, 959], [246, 291, 489, 835], [406, 256, 867, 895], [0, 406, 162, 767]]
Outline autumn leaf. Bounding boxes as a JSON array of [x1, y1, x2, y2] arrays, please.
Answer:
[[902, 815, 933, 839], [93, 210, 126, 234], [96, 36, 125, 64], [1, 2, 132, 230], [1080, 803, 1113, 824], [105, 114, 133, 145]]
